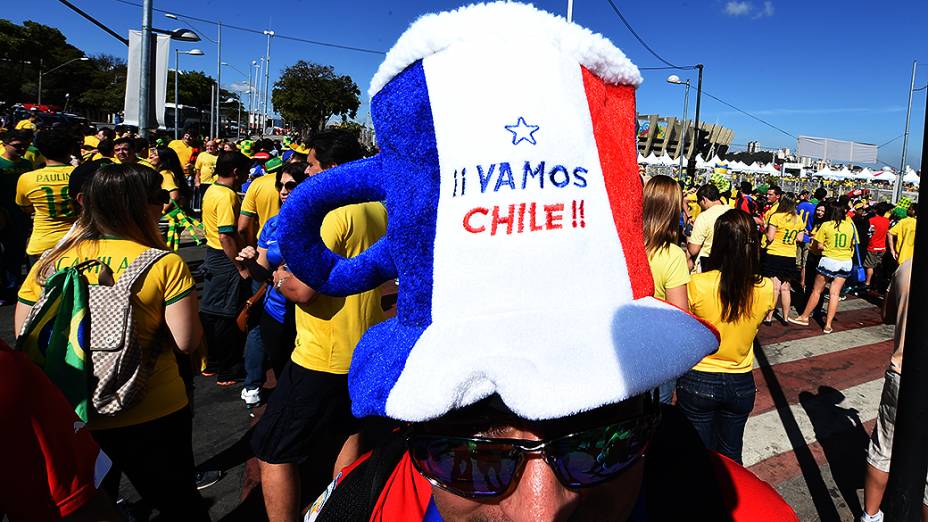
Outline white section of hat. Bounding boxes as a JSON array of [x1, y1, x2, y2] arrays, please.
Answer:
[[383, 39, 638, 421]]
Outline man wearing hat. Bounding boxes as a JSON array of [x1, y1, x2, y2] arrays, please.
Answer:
[[276, 4, 796, 521]]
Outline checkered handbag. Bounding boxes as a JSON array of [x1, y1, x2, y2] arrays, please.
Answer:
[[86, 248, 171, 416]]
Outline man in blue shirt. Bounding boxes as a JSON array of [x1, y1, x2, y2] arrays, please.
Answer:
[[796, 190, 817, 286]]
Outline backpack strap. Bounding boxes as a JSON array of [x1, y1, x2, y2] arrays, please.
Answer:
[[315, 432, 407, 521], [113, 248, 171, 294]]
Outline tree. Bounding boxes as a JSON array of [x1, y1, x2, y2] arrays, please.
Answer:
[[78, 54, 127, 116], [271, 61, 360, 135]]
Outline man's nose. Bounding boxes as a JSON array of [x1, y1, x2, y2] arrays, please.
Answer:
[[501, 457, 576, 522]]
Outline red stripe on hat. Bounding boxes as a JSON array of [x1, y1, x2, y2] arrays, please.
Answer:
[[581, 67, 654, 299]]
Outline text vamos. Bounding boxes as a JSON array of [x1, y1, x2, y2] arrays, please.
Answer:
[[451, 161, 588, 197], [463, 200, 586, 235]]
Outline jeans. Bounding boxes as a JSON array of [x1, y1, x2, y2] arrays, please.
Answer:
[[675, 370, 756, 464], [658, 379, 676, 405], [243, 325, 264, 390]]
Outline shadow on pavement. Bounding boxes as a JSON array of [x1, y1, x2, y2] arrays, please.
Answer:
[[754, 339, 842, 521], [799, 386, 869, 519]]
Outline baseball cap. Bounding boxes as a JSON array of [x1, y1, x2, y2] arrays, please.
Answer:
[[278, 2, 719, 422]]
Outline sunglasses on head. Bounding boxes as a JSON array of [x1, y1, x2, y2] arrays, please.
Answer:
[[407, 411, 659, 499], [275, 180, 298, 191]]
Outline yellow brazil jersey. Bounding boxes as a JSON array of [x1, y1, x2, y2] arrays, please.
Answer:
[[83, 135, 100, 149], [18, 238, 195, 430], [194, 152, 218, 185], [159, 169, 179, 192], [764, 201, 779, 226], [15, 164, 77, 255], [168, 139, 194, 168], [647, 244, 690, 301], [201, 183, 240, 249], [685, 193, 701, 221], [814, 219, 857, 261], [890, 217, 917, 265], [15, 119, 36, 130], [291, 202, 388, 374], [766, 212, 805, 258], [241, 174, 281, 238], [688, 271, 775, 373]]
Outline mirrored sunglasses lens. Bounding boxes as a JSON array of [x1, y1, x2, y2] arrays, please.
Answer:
[[410, 437, 520, 497], [549, 420, 650, 487]]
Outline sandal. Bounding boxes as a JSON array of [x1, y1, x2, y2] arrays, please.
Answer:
[[787, 317, 809, 326], [823, 327, 833, 334]]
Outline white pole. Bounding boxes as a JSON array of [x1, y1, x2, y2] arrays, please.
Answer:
[[262, 31, 274, 135], [215, 21, 222, 138], [174, 49, 180, 140], [567, 0, 573, 22], [895, 60, 917, 204]]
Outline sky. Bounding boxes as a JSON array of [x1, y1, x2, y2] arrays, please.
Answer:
[[9, 0, 928, 168]]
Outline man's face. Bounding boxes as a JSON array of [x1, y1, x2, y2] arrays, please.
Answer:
[[114, 143, 135, 162], [183, 132, 193, 144], [417, 398, 653, 522], [3, 140, 27, 160], [95, 129, 108, 141], [305, 148, 327, 176], [766, 190, 779, 203], [206, 140, 219, 154]]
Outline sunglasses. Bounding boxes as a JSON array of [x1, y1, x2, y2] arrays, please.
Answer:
[[275, 180, 298, 191], [407, 412, 659, 499]]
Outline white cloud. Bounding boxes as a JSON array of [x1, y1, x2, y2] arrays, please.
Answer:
[[724, 1, 751, 16], [227, 81, 251, 93], [723, 1, 775, 18]]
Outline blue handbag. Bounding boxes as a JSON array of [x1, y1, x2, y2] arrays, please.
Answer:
[[850, 226, 866, 283]]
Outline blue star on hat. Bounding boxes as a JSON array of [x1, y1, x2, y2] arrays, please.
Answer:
[[505, 117, 540, 145]]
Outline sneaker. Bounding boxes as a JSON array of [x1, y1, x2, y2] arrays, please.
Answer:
[[860, 510, 884, 522], [195, 470, 223, 490], [241, 387, 262, 407]]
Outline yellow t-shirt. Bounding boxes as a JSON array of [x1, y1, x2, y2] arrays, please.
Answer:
[[814, 220, 857, 261], [83, 135, 100, 149], [647, 244, 690, 301], [764, 201, 779, 225], [688, 271, 775, 373], [689, 204, 730, 259], [241, 174, 281, 236], [15, 119, 36, 130], [201, 183, 240, 249], [17, 239, 194, 430], [291, 202, 388, 374], [194, 152, 218, 185], [112, 157, 155, 169], [685, 194, 701, 221], [766, 212, 805, 257], [160, 169, 179, 192], [890, 217, 917, 265], [15, 164, 77, 255], [168, 139, 194, 168]]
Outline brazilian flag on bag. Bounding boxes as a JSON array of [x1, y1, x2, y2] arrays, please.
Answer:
[[17, 267, 91, 421]]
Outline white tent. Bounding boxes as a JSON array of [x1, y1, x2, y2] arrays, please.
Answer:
[[854, 167, 874, 181], [747, 161, 762, 173], [834, 166, 852, 180], [873, 171, 897, 183], [695, 154, 711, 170], [637, 152, 647, 164], [761, 163, 780, 176], [709, 155, 725, 166], [644, 152, 661, 165], [812, 166, 835, 178], [903, 167, 920, 185], [657, 152, 676, 166], [728, 160, 748, 172]]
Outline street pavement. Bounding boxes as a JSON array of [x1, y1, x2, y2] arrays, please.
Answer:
[[0, 241, 898, 520]]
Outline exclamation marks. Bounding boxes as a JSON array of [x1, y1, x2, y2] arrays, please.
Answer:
[[452, 168, 467, 197], [571, 200, 586, 228]]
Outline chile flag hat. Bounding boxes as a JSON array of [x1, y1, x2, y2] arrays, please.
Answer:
[[278, 2, 720, 422]]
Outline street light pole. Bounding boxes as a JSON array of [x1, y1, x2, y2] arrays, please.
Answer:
[[214, 21, 222, 138], [250, 60, 259, 134], [139, 0, 153, 137], [174, 49, 204, 139], [894, 60, 917, 204], [667, 75, 691, 178], [262, 30, 274, 136], [39, 57, 90, 106], [37, 58, 44, 105], [687, 64, 704, 185]]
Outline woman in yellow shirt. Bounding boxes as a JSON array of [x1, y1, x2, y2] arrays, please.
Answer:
[[791, 201, 857, 334], [642, 175, 690, 404], [149, 146, 192, 209], [13, 164, 209, 520], [677, 210, 775, 464], [761, 194, 805, 324]]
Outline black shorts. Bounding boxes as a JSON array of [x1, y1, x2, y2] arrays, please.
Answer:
[[762, 253, 799, 281], [251, 362, 358, 465]]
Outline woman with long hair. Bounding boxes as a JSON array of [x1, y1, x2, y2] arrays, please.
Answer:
[[642, 175, 690, 404], [790, 199, 857, 334], [150, 145, 192, 207], [761, 193, 805, 324], [676, 210, 775, 464], [14, 163, 208, 520], [236, 163, 308, 405]]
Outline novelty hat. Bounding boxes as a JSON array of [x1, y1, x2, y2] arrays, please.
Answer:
[[278, 2, 720, 422], [239, 139, 255, 158]]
